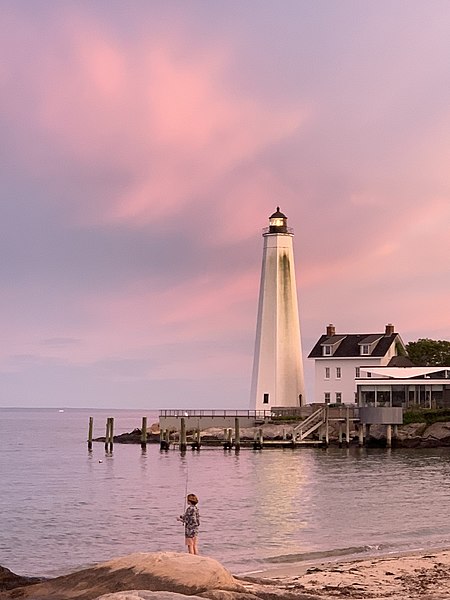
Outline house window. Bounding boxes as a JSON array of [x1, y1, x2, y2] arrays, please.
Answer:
[[355, 367, 360, 378], [361, 345, 370, 355], [324, 392, 330, 404], [336, 392, 342, 404], [367, 372, 372, 378], [336, 367, 341, 379], [325, 367, 330, 379], [323, 345, 332, 356], [263, 393, 269, 404]]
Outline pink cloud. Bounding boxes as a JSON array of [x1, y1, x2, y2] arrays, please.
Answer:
[[0, 9, 306, 229]]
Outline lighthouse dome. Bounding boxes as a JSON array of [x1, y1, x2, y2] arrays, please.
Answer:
[[270, 207, 287, 219], [268, 207, 288, 233]]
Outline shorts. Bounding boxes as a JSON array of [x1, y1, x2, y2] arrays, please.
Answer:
[[185, 536, 197, 547]]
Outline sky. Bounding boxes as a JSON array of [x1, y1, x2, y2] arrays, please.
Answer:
[[1, 0, 449, 410]]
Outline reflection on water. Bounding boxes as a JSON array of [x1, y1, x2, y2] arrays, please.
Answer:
[[1, 408, 450, 577]]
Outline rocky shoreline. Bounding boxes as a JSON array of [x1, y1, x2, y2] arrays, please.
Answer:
[[95, 421, 450, 448], [2, 549, 450, 599]]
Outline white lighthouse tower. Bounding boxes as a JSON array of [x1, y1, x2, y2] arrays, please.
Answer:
[[250, 207, 306, 411]]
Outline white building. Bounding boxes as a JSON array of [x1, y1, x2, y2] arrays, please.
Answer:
[[308, 323, 407, 404], [250, 208, 306, 411], [357, 366, 450, 409]]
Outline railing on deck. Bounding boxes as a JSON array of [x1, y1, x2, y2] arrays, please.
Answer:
[[159, 409, 272, 420]]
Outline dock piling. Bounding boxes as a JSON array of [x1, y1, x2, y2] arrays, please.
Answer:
[[234, 418, 240, 451], [386, 423, 392, 448], [104, 417, 114, 453], [345, 407, 350, 448], [109, 417, 114, 452], [358, 424, 364, 447], [180, 418, 187, 453], [160, 428, 169, 450], [141, 416, 147, 450], [88, 416, 93, 451], [223, 428, 232, 450], [192, 427, 201, 450], [324, 407, 329, 446]]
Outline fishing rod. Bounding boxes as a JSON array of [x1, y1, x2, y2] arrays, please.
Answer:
[[183, 461, 189, 511]]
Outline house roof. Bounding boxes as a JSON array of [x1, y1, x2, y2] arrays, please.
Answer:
[[308, 332, 399, 358], [321, 335, 346, 345], [359, 334, 383, 345], [387, 355, 415, 367]]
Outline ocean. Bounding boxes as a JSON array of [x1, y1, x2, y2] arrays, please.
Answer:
[[1, 407, 450, 578]]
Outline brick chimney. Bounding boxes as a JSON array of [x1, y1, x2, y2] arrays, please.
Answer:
[[326, 323, 336, 337], [385, 323, 395, 336]]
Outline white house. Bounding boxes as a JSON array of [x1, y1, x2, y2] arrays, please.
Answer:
[[308, 323, 407, 404]]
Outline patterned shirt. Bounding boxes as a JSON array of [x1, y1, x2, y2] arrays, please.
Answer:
[[182, 504, 200, 538]]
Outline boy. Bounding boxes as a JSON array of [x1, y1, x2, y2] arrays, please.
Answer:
[[179, 493, 200, 554]]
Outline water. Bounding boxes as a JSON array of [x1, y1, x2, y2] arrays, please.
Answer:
[[1, 407, 450, 578]]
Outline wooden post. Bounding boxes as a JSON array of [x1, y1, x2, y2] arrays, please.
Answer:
[[223, 428, 232, 450], [259, 428, 263, 448], [141, 416, 147, 449], [160, 429, 169, 450], [88, 416, 93, 451], [109, 417, 114, 452], [365, 423, 371, 445], [235, 418, 240, 451], [105, 418, 110, 452], [253, 428, 263, 450], [338, 422, 343, 448], [393, 424, 398, 443], [386, 424, 392, 448], [195, 427, 201, 449], [324, 411, 329, 447], [358, 423, 364, 447], [180, 418, 187, 452], [346, 406, 350, 448]]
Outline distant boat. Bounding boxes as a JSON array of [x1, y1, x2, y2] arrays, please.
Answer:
[[58, 409, 64, 413]]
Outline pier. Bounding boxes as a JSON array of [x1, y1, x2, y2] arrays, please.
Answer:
[[88, 405, 403, 453]]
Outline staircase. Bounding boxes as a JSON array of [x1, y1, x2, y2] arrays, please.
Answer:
[[293, 407, 326, 442]]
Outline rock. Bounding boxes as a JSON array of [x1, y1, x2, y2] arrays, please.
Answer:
[[0, 565, 44, 591], [199, 591, 260, 600], [96, 592, 206, 600], [0, 552, 245, 600]]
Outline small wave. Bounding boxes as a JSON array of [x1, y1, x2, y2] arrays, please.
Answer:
[[264, 544, 389, 564]]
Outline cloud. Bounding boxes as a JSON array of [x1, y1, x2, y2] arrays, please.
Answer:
[[0, 2, 449, 407]]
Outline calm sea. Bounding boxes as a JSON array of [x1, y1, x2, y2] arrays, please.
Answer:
[[1, 407, 450, 578]]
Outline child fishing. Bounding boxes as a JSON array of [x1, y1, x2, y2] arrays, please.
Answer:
[[178, 493, 200, 554]]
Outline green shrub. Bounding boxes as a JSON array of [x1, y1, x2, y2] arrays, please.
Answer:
[[403, 408, 450, 425]]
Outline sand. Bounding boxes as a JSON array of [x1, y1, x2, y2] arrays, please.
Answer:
[[240, 548, 450, 599]]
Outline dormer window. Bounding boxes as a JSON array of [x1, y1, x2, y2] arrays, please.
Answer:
[[361, 345, 370, 355], [323, 345, 332, 356]]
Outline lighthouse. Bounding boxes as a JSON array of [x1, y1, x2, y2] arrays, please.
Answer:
[[250, 208, 306, 410]]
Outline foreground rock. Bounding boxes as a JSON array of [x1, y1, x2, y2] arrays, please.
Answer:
[[0, 565, 44, 591], [0, 553, 245, 600], [368, 421, 450, 447]]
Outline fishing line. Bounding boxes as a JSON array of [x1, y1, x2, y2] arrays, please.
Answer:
[[183, 461, 189, 512]]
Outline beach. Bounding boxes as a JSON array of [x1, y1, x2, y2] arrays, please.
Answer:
[[2, 548, 450, 599], [241, 548, 450, 599]]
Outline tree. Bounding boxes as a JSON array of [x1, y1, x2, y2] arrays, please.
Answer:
[[406, 338, 450, 367]]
